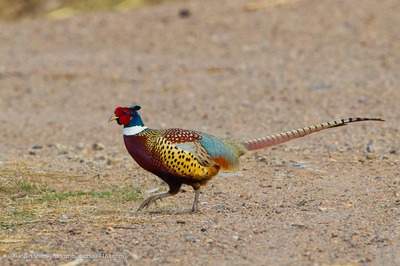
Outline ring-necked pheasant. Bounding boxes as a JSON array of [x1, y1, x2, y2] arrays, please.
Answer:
[[109, 105, 383, 212]]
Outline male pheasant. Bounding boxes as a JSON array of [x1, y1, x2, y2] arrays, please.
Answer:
[[109, 105, 383, 212]]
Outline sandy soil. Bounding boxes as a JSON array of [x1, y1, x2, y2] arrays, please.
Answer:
[[0, 0, 399, 265]]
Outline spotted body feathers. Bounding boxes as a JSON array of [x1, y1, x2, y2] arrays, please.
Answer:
[[154, 131, 219, 181]]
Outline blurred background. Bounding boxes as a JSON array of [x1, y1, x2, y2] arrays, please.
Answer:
[[0, 0, 185, 20]]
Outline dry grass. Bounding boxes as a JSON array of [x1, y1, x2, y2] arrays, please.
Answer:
[[0, 0, 185, 20], [0, 161, 143, 230], [0, 160, 150, 259]]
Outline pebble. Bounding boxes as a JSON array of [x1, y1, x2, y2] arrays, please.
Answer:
[[366, 140, 374, 153], [95, 154, 107, 160], [49, 143, 67, 150], [32, 145, 43, 149], [59, 215, 69, 223], [60, 258, 84, 266], [393, 177, 400, 186], [291, 224, 307, 229], [75, 142, 86, 151], [29, 144, 43, 155], [292, 163, 311, 169], [92, 142, 105, 151], [166, 258, 181, 264], [185, 235, 200, 243], [344, 203, 354, 209], [178, 8, 191, 18], [128, 253, 140, 261]]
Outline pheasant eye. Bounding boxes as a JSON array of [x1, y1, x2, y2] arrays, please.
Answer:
[[115, 107, 129, 116]]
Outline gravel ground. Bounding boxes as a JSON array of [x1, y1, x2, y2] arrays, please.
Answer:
[[0, 0, 399, 265]]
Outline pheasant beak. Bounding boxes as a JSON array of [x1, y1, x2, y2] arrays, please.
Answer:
[[108, 114, 119, 122]]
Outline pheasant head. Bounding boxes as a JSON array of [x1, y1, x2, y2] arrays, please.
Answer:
[[109, 105, 148, 135]]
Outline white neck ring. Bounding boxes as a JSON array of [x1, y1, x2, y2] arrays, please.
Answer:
[[123, 126, 148, 136]]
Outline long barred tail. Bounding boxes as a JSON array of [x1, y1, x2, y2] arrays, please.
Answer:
[[243, 117, 384, 151]]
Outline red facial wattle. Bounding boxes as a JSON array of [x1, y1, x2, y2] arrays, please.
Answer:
[[114, 107, 131, 125]]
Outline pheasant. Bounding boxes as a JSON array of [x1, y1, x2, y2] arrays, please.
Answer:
[[109, 105, 383, 212]]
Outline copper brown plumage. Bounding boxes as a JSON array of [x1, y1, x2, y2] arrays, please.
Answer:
[[109, 105, 384, 212]]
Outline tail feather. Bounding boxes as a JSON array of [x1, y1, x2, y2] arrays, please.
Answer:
[[243, 117, 384, 151]]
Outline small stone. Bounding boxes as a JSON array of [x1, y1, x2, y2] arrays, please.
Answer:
[[185, 235, 199, 243], [129, 253, 140, 261], [68, 227, 80, 235], [393, 177, 400, 186], [291, 224, 307, 229], [92, 142, 105, 151], [95, 154, 107, 160], [60, 258, 83, 266], [50, 143, 68, 152], [366, 140, 374, 153], [59, 215, 69, 223], [319, 207, 328, 212], [166, 258, 181, 264], [259, 182, 270, 188], [32, 145, 43, 149], [258, 157, 267, 162], [232, 235, 240, 240], [76, 142, 86, 151], [178, 8, 191, 18], [106, 226, 115, 234]]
